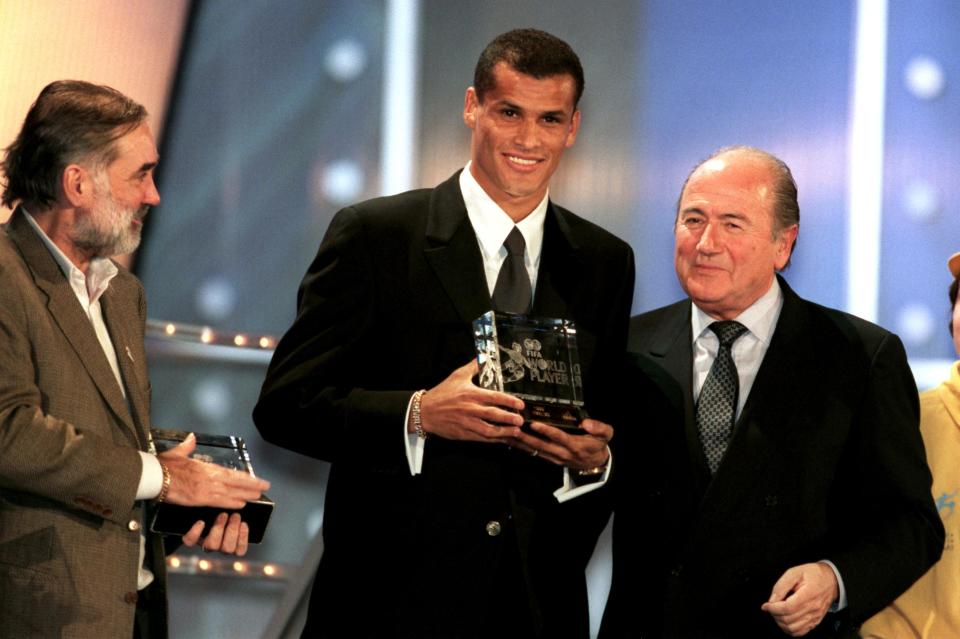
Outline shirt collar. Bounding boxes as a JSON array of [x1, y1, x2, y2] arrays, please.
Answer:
[[691, 276, 784, 345], [459, 162, 547, 265], [22, 207, 119, 303]]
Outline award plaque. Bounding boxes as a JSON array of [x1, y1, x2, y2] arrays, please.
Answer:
[[149, 429, 274, 544], [473, 310, 587, 432]]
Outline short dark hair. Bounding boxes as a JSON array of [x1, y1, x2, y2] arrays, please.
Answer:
[[473, 28, 584, 107], [676, 145, 800, 266], [949, 276, 959, 337], [1, 80, 148, 208]]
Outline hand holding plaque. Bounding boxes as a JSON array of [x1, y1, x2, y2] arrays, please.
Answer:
[[473, 311, 587, 432], [150, 429, 274, 544]]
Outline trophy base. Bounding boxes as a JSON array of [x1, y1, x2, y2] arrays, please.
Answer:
[[150, 497, 274, 544], [521, 400, 588, 434]]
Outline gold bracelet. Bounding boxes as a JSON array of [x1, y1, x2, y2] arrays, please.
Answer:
[[411, 390, 428, 439], [156, 461, 171, 502], [576, 464, 607, 477]]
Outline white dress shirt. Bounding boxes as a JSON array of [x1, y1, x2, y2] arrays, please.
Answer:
[[691, 276, 783, 416], [689, 277, 847, 610], [460, 162, 546, 298], [403, 165, 610, 502]]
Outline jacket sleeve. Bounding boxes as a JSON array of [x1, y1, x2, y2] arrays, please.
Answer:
[[252, 206, 413, 469], [829, 332, 944, 624], [0, 275, 141, 525]]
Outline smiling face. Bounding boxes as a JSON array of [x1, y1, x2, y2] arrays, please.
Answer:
[[463, 62, 580, 221], [72, 122, 160, 258], [674, 151, 798, 320]]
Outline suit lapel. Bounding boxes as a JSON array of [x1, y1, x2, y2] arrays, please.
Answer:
[[422, 172, 492, 325], [698, 277, 812, 519], [422, 176, 590, 325], [6, 209, 140, 442], [102, 285, 150, 450], [734, 277, 809, 433], [530, 204, 584, 318], [645, 301, 714, 491]]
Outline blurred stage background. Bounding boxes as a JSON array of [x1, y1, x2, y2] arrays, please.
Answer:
[[1, 1, 957, 636]]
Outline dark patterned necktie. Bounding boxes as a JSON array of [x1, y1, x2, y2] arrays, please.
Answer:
[[696, 320, 748, 474], [491, 227, 531, 314]]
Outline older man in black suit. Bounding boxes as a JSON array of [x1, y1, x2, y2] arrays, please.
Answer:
[[600, 146, 943, 638], [254, 29, 634, 638]]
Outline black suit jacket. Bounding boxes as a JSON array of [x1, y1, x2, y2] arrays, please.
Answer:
[[600, 276, 943, 639], [254, 171, 635, 638]]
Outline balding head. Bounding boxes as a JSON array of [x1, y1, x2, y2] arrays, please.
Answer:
[[673, 146, 800, 319]]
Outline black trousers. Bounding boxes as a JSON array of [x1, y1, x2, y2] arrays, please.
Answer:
[[132, 580, 165, 639]]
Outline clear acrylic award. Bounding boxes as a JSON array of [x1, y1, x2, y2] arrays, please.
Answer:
[[473, 311, 586, 432]]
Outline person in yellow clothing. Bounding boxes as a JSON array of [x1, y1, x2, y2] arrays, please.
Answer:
[[860, 252, 960, 638]]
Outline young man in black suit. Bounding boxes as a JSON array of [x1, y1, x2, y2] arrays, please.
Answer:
[[601, 146, 943, 638], [254, 29, 634, 638]]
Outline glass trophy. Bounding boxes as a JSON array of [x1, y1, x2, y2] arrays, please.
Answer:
[[149, 429, 273, 544], [473, 310, 587, 432]]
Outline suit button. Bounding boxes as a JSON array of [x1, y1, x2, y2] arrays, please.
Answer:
[[124, 591, 138, 605], [128, 520, 140, 532], [485, 521, 502, 537]]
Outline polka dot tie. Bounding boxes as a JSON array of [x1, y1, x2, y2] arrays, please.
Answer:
[[696, 320, 748, 474], [492, 226, 531, 314]]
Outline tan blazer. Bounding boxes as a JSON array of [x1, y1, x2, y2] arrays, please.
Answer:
[[0, 208, 167, 638]]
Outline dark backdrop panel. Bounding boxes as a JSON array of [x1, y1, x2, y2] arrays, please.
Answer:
[[138, 2, 385, 637]]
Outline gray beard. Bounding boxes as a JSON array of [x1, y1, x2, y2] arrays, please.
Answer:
[[72, 203, 144, 258]]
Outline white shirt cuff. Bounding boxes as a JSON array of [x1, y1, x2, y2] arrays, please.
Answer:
[[553, 447, 612, 503], [403, 394, 425, 475], [820, 559, 847, 611], [137, 452, 164, 500]]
